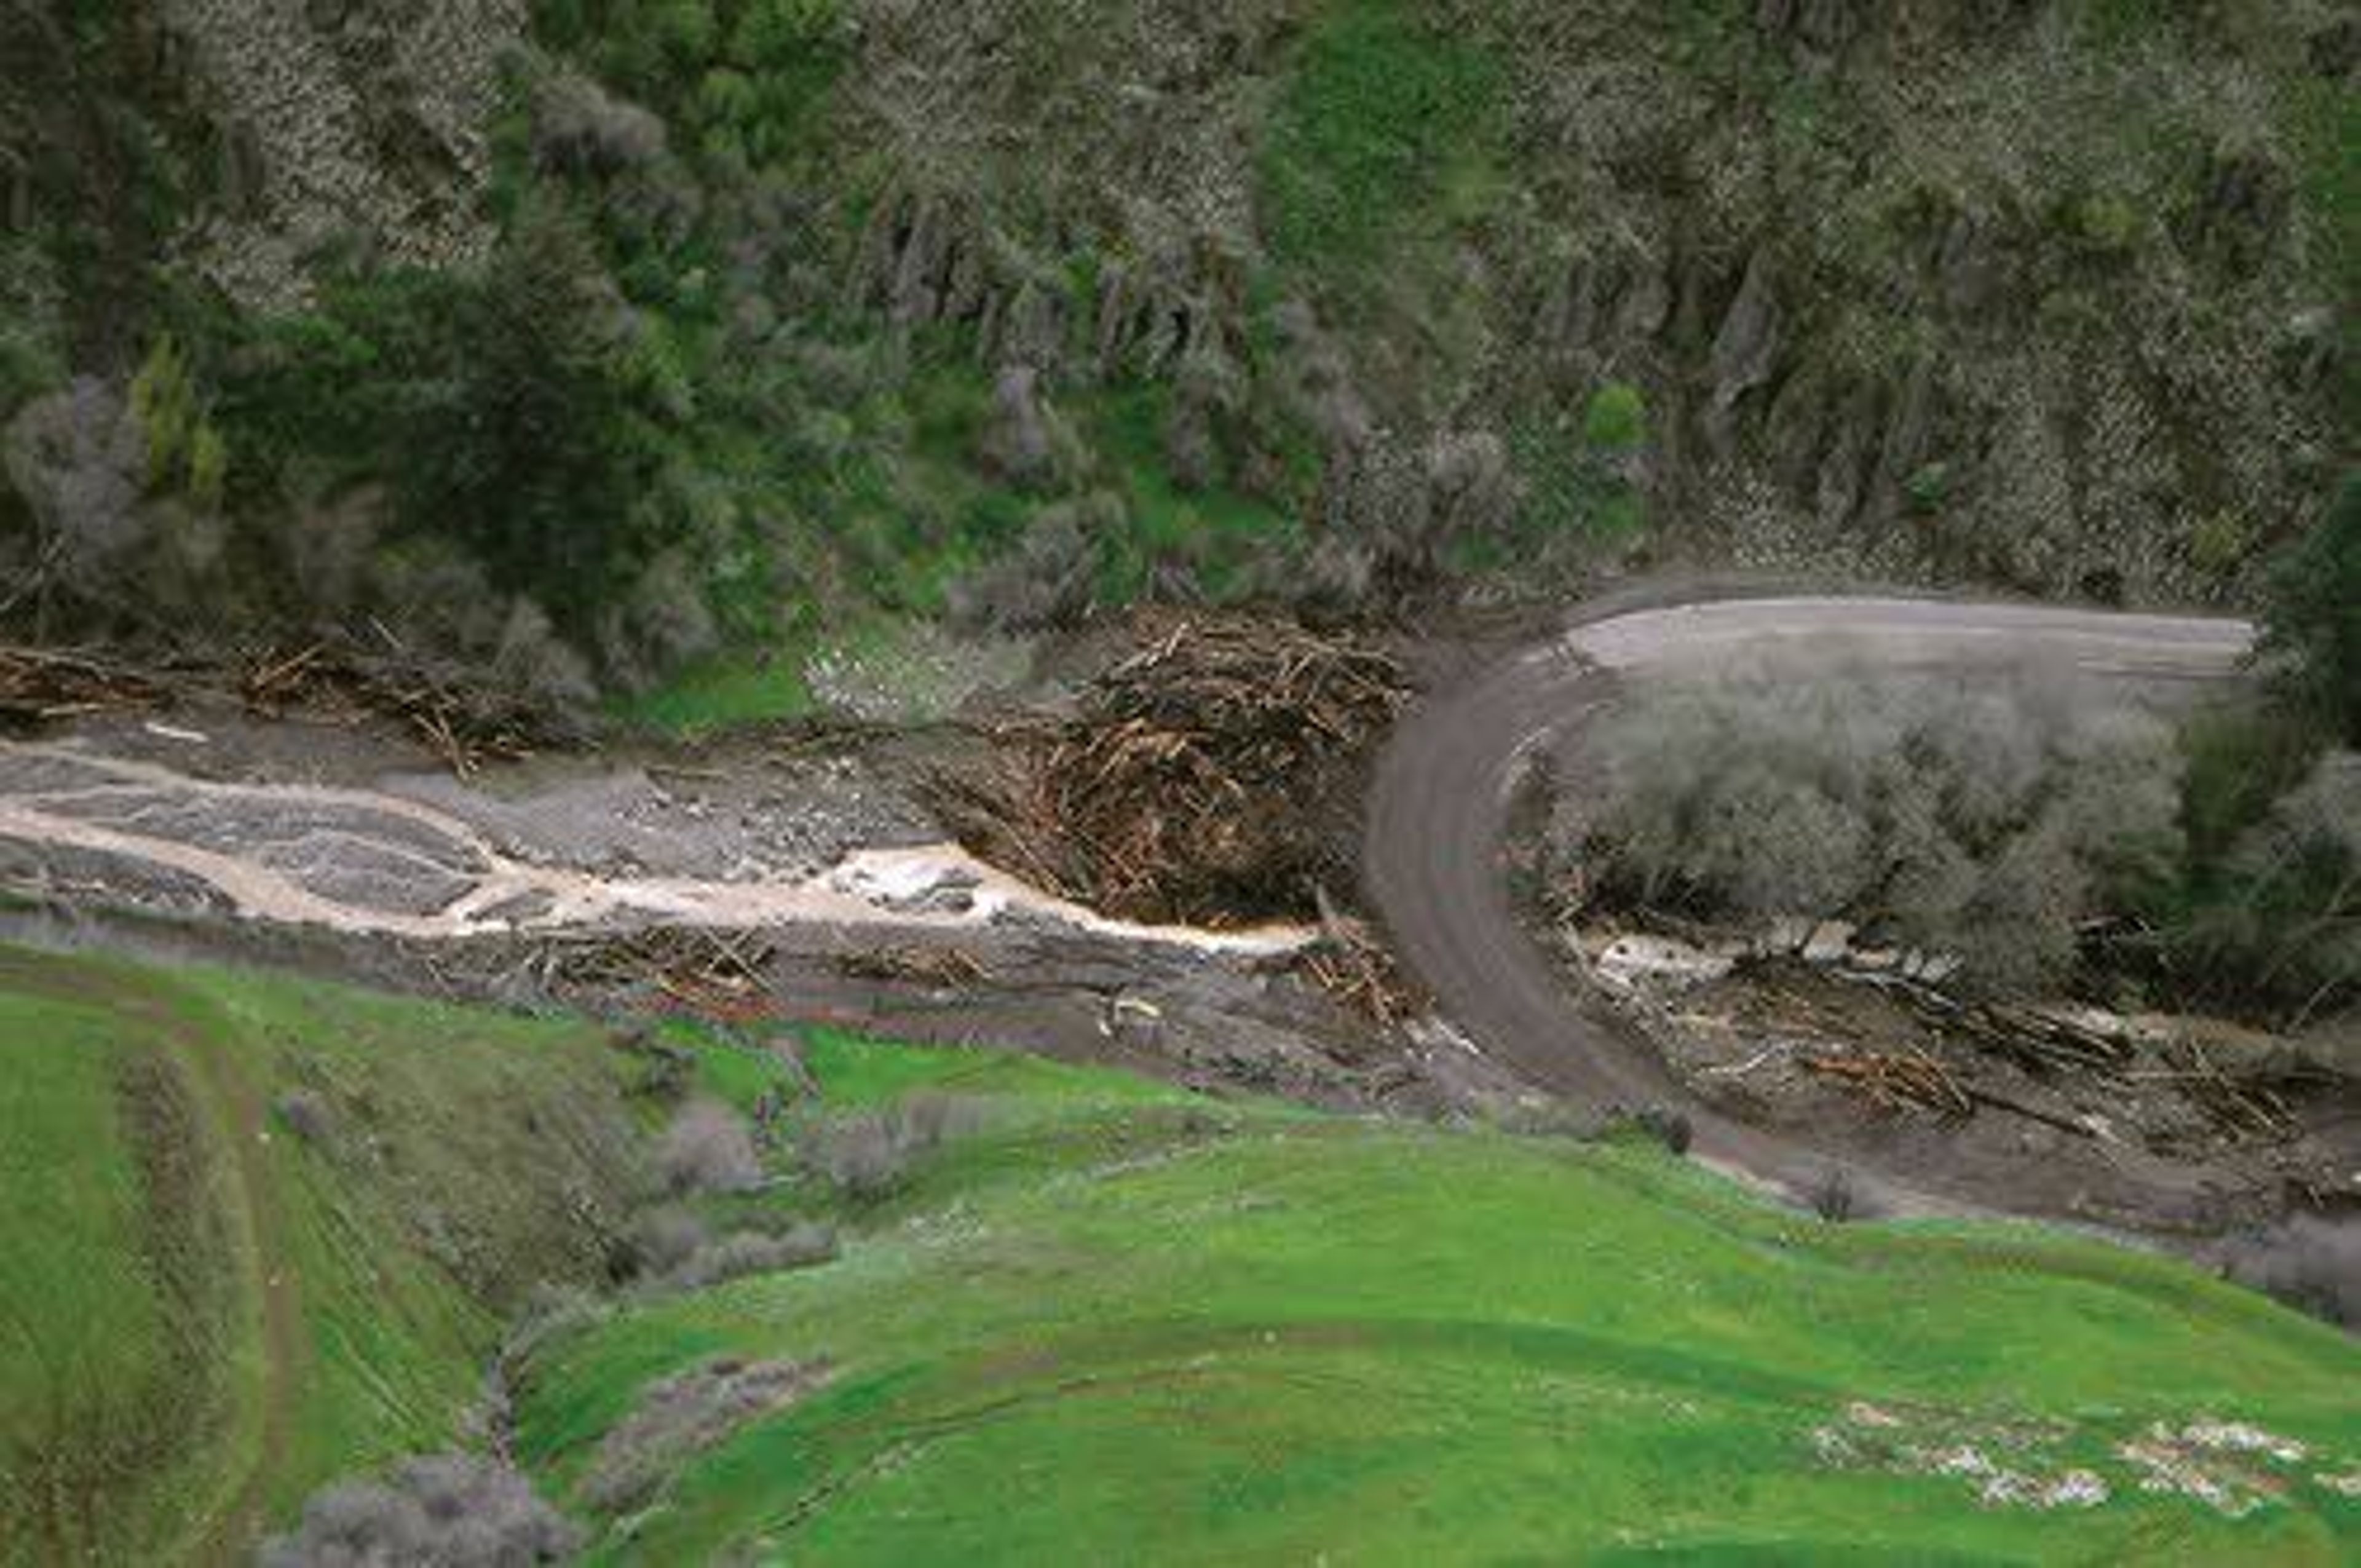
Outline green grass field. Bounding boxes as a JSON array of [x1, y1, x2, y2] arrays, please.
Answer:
[[515, 1034, 2361, 1565], [4, 949, 2357, 1564]]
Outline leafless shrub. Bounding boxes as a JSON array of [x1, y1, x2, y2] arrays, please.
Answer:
[[366, 542, 511, 667], [1622, 1104, 1693, 1155], [596, 551, 719, 694], [1, 379, 147, 616], [1560, 659, 2185, 994], [500, 1283, 612, 1373], [661, 1223, 837, 1293], [797, 1093, 979, 1202], [625, 1205, 710, 1278], [284, 483, 389, 619], [948, 494, 1110, 632], [1302, 429, 1521, 611], [272, 1090, 335, 1147], [976, 363, 1062, 489], [1808, 1166, 1857, 1222], [492, 596, 598, 732], [2221, 1214, 2361, 1328], [532, 71, 668, 176], [583, 1358, 831, 1515], [2203, 753, 2361, 1008], [258, 1453, 581, 1567], [657, 1099, 764, 1197]]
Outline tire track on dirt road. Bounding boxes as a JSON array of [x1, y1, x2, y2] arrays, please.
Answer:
[[0, 949, 302, 1566]]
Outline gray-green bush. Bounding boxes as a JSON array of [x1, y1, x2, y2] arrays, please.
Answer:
[[1555, 659, 2186, 992], [258, 1454, 581, 1567]]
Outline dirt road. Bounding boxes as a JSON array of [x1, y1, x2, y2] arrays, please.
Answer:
[[1364, 595, 2255, 1214]]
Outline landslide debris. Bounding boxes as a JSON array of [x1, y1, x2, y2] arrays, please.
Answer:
[[928, 612, 1409, 929]]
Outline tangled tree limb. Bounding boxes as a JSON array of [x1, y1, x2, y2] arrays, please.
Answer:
[[0, 645, 164, 726], [928, 612, 1409, 927]]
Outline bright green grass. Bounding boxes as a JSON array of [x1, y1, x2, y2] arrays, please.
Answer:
[[513, 1043, 2361, 1564], [613, 650, 818, 735], [0, 996, 172, 1447], [1087, 387, 1305, 603], [0, 990, 232, 1565], [796, 1025, 1200, 1111], [0, 947, 656, 1563], [1259, 1, 1506, 298]]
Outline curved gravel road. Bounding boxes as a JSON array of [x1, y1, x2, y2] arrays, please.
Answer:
[[1365, 595, 2255, 1213]]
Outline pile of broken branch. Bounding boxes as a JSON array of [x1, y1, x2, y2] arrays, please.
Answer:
[[242, 641, 552, 777], [0, 645, 164, 727], [505, 928, 781, 1023], [928, 613, 1409, 927], [0, 632, 558, 780]]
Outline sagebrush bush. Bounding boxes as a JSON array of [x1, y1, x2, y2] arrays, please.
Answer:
[[258, 1454, 581, 1567], [797, 1092, 978, 1202], [272, 1090, 335, 1147], [656, 1099, 764, 1196], [662, 1223, 837, 1291], [532, 70, 670, 176], [583, 1356, 830, 1514], [2223, 1215, 2361, 1329]]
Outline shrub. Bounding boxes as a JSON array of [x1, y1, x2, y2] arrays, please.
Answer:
[[532, 70, 670, 176], [1582, 382, 1648, 452], [661, 1222, 836, 1291], [1558, 660, 2186, 994], [1808, 1166, 1857, 1223], [625, 1205, 710, 1277], [657, 1099, 764, 1196], [2180, 751, 2361, 1011], [583, 1356, 830, 1514], [2222, 1215, 2361, 1328], [797, 1093, 978, 1202], [272, 1090, 335, 1147], [500, 1284, 612, 1372], [2258, 473, 2361, 747], [258, 1454, 581, 1567], [948, 496, 1105, 632], [0, 379, 146, 608]]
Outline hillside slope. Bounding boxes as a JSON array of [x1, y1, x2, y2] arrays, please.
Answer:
[[2, 949, 2357, 1562], [509, 1030, 2361, 1564], [0, 944, 647, 1565]]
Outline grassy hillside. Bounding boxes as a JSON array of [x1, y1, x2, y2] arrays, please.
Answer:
[[0, 945, 649, 1566], [511, 1032, 2361, 1564], [2, 946, 2357, 1562]]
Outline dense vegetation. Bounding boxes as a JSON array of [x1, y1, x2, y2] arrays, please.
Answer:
[[1559, 644, 2361, 1019], [4, 944, 2354, 1563], [1, 1, 2352, 725]]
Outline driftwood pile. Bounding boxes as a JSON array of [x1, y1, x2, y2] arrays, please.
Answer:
[[242, 644, 541, 778], [836, 945, 992, 990], [930, 614, 1409, 927], [0, 645, 163, 726], [0, 635, 548, 780], [1782, 968, 2308, 1142], [1295, 900, 1428, 1028], [1801, 1048, 1974, 1117], [515, 929, 781, 1023]]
